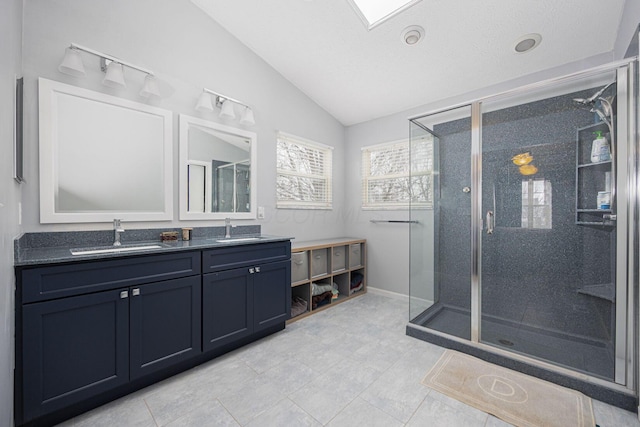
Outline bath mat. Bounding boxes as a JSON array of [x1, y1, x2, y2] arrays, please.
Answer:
[[421, 350, 595, 427]]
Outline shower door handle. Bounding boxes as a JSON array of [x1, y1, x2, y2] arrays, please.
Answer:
[[486, 211, 494, 235]]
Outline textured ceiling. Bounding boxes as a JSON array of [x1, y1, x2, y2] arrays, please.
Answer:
[[192, 0, 625, 126]]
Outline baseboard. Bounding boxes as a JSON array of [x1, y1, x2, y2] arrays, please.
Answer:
[[366, 287, 434, 307], [366, 286, 409, 301]]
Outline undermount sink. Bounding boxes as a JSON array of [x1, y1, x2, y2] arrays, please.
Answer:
[[70, 244, 163, 256], [215, 237, 264, 243]]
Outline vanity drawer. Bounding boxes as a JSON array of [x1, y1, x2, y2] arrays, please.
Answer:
[[332, 246, 347, 272], [203, 241, 291, 273], [291, 251, 309, 283], [311, 248, 330, 278], [349, 243, 364, 268], [20, 251, 201, 304]]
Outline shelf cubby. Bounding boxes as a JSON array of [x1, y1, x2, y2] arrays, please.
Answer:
[[288, 238, 366, 322]]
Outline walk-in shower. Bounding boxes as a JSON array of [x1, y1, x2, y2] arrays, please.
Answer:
[[407, 59, 638, 409]]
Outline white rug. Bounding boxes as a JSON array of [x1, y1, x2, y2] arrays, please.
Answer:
[[422, 350, 595, 427]]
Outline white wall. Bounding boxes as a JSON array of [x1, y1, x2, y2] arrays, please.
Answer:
[[21, 0, 346, 241], [614, 0, 640, 58], [0, 0, 23, 424]]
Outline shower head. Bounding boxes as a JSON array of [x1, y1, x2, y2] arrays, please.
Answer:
[[573, 81, 615, 106]]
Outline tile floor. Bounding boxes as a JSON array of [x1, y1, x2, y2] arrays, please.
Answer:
[[58, 293, 640, 427]]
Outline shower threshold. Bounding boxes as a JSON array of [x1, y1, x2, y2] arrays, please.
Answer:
[[410, 304, 614, 381], [407, 304, 637, 411]]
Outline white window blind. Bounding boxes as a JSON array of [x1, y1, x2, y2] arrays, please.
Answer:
[[276, 132, 333, 209], [361, 137, 433, 209]]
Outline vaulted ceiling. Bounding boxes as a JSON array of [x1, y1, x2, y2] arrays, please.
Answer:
[[192, 0, 626, 126]]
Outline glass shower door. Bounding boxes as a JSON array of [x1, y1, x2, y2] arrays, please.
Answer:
[[479, 67, 628, 382], [409, 105, 473, 340]]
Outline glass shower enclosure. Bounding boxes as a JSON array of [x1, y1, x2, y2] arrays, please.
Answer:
[[408, 60, 637, 389]]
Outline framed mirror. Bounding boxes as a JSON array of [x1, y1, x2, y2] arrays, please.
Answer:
[[179, 114, 257, 220], [38, 78, 173, 223]]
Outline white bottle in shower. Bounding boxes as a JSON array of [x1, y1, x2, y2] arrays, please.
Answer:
[[590, 131, 610, 163]]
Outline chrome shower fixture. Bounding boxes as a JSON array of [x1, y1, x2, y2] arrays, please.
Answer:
[[591, 107, 609, 125], [591, 95, 615, 129], [573, 81, 615, 105]]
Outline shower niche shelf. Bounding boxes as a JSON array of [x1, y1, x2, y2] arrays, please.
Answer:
[[575, 121, 614, 226]]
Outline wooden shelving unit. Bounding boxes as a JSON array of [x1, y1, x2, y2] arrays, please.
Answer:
[[288, 238, 366, 322]]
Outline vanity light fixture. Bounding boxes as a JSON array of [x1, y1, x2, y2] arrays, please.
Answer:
[[239, 106, 255, 125], [58, 43, 160, 97], [219, 98, 236, 119], [195, 88, 255, 125], [102, 61, 126, 88], [195, 91, 215, 112], [58, 47, 85, 77], [140, 75, 161, 98]]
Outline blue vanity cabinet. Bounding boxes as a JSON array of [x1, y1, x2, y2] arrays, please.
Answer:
[[202, 241, 291, 352], [16, 251, 201, 426], [253, 259, 291, 331], [15, 240, 291, 426], [129, 275, 201, 380], [21, 288, 130, 422], [202, 267, 253, 351]]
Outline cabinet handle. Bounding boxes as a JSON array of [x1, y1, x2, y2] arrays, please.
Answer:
[[120, 290, 129, 299], [255, 266, 261, 273], [132, 288, 140, 296], [249, 267, 255, 274]]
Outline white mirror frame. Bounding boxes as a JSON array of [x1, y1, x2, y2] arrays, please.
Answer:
[[179, 114, 257, 220], [39, 78, 173, 223]]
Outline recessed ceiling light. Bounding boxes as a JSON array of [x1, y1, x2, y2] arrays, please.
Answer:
[[514, 33, 542, 53], [401, 25, 425, 46]]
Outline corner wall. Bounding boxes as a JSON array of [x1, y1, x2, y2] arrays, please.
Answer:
[[0, 0, 23, 425], [614, 1, 640, 58]]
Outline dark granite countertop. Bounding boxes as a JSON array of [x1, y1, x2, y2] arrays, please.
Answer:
[[15, 226, 292, 267]]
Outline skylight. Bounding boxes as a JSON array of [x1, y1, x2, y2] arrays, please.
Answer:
[[347, 0, 422, 30]]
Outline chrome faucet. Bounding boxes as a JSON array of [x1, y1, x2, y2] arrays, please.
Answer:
[[225, 217, 232, 239], [113, 219, 125, 246]]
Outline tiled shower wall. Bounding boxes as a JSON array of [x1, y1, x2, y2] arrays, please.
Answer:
[[434, 88, 614, 342]]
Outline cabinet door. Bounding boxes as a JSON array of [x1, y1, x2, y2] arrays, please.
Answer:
[[254, 260, 291, 331], [22, 289, 129, 422], [202, 268, 253, 352], [130, 276, 202, 380]]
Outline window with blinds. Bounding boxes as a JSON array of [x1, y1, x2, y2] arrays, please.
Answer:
[[276, 132, 333, 209], [361, 137, 433, 209], [521, 179, 552, 229]]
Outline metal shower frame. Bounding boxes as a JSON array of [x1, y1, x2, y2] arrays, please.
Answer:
[[408, 56, 639, 395]]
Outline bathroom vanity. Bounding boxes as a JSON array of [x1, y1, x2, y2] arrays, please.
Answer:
[[14, 236, 291, 427]]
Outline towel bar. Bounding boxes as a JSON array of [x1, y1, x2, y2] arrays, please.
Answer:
[[369, 220, 419, 224]]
